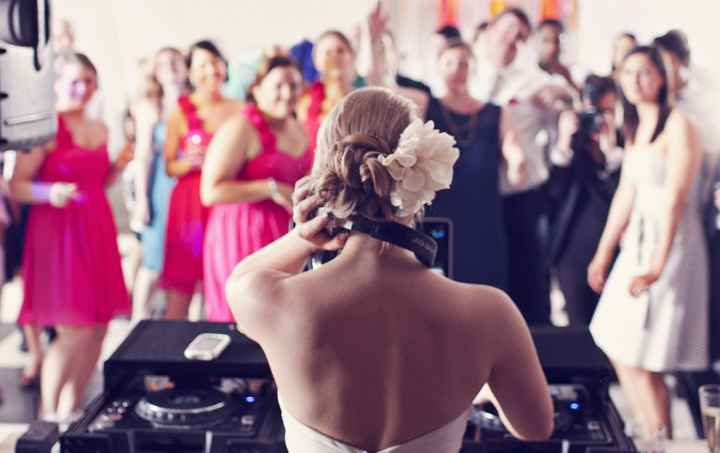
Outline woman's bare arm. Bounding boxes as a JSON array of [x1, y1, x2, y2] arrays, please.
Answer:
[[200, 115, 279, 206], [129, 100, 159, 228], [482, 291, 554, 441], [646, 112, 700, 276], [164, 108, 194, 178], [9, 148, 49, 203], [586, 153, 636, 292]]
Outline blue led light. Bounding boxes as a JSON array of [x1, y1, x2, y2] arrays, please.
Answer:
[[430, 229, 446, 239], [569, 402, 581, 411], [245, 396, 256, 404]]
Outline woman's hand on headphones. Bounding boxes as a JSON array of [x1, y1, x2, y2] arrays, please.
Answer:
[[292, 178, 349, 251]]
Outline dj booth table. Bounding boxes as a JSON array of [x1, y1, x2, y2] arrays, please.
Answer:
[[56, 321, 639, 453]]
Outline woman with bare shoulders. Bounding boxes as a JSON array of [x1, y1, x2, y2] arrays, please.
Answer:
[[160, 41, 243, 319], [10, 53, 131, 421], [297, 29, 361, 153], [298, 5, 385, 152], [588, 46, 708, 439], [130, 47, 188, 321], [201, 56, 312, 322], [399, 40, 527, 288], [226, 87, 552, 452]]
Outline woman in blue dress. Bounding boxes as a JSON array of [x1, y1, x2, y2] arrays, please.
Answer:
[[130, 48, 188, 321]]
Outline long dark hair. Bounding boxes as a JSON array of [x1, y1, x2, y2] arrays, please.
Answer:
[[186, 40, 227, 69], [618, 46, 671, 145], [185, 40, 228, 88]]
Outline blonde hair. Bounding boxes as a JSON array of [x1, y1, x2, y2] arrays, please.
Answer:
[[309, 87, 417, 220]]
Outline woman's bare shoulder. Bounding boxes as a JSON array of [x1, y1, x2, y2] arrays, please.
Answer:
[[659, 109, 698, 151], [226, 269, 290, 335], [426, 273, 515, 318], [666, 108, 693, 129]]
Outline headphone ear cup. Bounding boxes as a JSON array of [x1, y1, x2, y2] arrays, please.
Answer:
[[0, 0, 38, 46]]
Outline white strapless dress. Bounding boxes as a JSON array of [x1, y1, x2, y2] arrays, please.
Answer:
[[279, 399, 469, 453]]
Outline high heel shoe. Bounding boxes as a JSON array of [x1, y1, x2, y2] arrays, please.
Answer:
[[19, 364, 41, 390], [19, 371, 40, 390]]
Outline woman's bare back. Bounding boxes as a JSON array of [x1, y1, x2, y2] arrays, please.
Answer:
[[238, 243, 516, 449]]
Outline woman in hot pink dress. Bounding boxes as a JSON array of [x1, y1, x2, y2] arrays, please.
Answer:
[[10, 53, 131, 420], [201, 55, 312, 322], [161, 40, 243, 319]]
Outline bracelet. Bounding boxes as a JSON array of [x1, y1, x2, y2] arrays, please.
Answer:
[[30, 182, 52, 203], [267, 178, 278, 198]]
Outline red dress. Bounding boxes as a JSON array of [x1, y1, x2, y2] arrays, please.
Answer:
[[160, 96, 212, 295], [303, 81, 326, 152], [18, 116, 130, 327], [203, 103, 313, 322]]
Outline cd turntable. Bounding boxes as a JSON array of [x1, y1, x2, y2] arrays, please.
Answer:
[[61, 321, 282, 453], [60, 322, 637, 453]]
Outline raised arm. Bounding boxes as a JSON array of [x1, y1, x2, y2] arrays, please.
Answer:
[[482, 292, 554, 441], [362, 1, 389, 86], [200, 116, 292, 209], [499, 108, 528, 188], [587, 152, 636, 292], [226, 181, 348, 336], [628, 112, 700, 296]]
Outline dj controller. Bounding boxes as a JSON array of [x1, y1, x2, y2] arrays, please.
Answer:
[[60, 321, 637, 453]]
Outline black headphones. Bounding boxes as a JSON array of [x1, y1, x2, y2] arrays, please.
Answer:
[[309, 215, 438, 270]]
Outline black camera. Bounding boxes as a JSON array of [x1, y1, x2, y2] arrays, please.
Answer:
[[0, 0, 56, 151], [577, 109, 604, 136]]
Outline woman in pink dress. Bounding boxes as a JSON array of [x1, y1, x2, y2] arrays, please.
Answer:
[[10, 53, 132, 420], [161, 40, 243, 319], [201, 55, 312, 322]]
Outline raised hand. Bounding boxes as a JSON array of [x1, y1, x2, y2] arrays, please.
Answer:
[[291, 178, 349, 251], [367, 1, 389, 42]]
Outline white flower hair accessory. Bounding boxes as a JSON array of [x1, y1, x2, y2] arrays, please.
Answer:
[[378, 119, 460, 216]]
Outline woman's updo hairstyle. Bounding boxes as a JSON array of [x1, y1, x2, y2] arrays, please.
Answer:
[[310, 87, 416, 220]]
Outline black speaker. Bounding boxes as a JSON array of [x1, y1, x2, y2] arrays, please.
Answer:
[[15, 420, 59, 453]]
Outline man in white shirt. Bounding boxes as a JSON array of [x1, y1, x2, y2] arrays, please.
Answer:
[[472, 8, 571, 325]]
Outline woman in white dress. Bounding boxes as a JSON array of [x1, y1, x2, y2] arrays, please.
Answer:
[[588, 46, 708, 440]]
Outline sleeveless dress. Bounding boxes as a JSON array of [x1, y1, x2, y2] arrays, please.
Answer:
[[590, 147, 709, 371], [303, 81, 326, 152], [425, 98, 508, 288], [140, 123, 176, 272], [18, 116, 130, 326], [280, 397, 469, 453], [161, 96, 212, 295], [204, 103, 313, 322]]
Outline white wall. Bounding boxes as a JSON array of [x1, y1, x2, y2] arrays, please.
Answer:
[[54, 0, 720, 137], [577, 0, 720, 81]]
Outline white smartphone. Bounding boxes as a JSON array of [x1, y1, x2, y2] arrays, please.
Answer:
[[183, 333, 231, 361]]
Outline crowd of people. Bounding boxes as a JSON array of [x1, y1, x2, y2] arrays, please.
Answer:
[[0, 3, 716, 447]]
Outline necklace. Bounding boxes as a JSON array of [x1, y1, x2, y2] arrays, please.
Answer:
[[438, 101, 480, 145]]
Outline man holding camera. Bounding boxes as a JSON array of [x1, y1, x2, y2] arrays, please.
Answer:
[[547, 75, 623, 326]]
